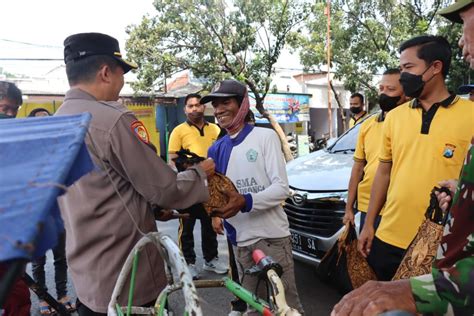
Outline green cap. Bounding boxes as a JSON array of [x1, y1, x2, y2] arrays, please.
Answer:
[[438, 0, 474, 23]]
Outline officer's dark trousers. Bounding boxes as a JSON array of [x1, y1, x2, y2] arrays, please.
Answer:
[[31, 232, 68, 299], [367, 236, 406, 281], [178, 203, 218, 264]]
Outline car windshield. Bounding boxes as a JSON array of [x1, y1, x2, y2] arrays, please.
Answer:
[[328, 122, 362, 153]]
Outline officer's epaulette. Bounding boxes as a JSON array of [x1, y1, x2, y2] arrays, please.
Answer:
[[98, 101, 131, 114]]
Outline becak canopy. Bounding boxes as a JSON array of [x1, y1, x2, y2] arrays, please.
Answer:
[[0, 113, 93, 261]]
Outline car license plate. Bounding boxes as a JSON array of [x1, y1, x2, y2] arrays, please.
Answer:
[[290, 231, 319, 257]]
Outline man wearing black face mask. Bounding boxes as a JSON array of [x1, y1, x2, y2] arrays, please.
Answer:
[[358, 35, 473, 282], [344, 69, 407, 231], [0, 81, 22, 119], [348, 92, 367, 128], [168, 93, 227, 280]]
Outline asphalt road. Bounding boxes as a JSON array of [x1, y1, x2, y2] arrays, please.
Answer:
[[28, 219, 341, 315]]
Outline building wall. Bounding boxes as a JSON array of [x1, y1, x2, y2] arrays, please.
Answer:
[[17, 94, 171, 157], [305, 83, 351, 139]]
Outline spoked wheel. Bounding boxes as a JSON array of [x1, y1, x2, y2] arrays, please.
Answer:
[[107, 232, 202, 316]]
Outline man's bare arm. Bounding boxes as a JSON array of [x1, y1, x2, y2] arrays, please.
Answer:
[[343, 160, 366, 225], [358, 161, 391, 257]]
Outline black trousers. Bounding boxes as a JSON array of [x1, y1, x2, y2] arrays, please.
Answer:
[[178, 203, 218, 264], [227, 239, 247, 312], [367, 237, 406, 281], [31, 232, 68, 299], [359, 211, 382, 233]]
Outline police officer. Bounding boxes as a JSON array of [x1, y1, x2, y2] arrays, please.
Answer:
[[55, 33, 214, 316]]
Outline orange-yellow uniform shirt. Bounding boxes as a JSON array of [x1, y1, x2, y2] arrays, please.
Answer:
[[353, 113, 384, 213], [349, 112, 368, 128], [168, 121, 220, 158], [376, 96, 474, 249]]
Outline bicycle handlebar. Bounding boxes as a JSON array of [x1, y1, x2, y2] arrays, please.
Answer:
[[252, 249, 266, 264]]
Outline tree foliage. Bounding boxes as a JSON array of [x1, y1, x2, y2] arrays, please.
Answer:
[[126, 0, 311, 105], [126, 0, 312, 161], [289, 0, 471, 105]]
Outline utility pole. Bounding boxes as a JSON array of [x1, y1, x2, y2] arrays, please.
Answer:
[[325, 0, 333, 138]]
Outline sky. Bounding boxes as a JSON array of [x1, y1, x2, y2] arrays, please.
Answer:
[[0, 0, 155, 77], [0, 0, 303, 80]]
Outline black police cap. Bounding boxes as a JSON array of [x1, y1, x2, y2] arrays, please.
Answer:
[[63, 32, 137, 74]]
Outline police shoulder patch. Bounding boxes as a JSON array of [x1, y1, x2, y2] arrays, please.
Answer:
[[131, 120, 150, 144]]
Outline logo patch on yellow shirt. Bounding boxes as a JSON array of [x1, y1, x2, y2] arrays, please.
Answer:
[[443, 143, 456, 158], [131, 120, 150, 144]]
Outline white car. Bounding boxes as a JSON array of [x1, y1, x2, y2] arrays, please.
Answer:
[[285, 116, 373, 265]]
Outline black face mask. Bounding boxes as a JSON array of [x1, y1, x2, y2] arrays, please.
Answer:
[[399, 65, 433, 98], [187, 111, 204, 122], [350, 107, 362, 114], [0, 113, 14, 119], [378, 94, 401, 112]]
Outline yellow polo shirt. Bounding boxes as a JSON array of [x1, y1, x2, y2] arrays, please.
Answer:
[[375, 96, 474, 249], [168, 121, 220, 158], [349, 111, 368, 128], [353, 113, 385, 213]]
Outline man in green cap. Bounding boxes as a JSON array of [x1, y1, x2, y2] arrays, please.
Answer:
[[439, 0, 474, 68], [331, 1, 474, 315]]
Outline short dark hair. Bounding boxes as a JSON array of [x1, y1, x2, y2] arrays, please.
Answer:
[[383, 68, 401, 75], [28, 108, 51, 117], [184, 93, 201, 104], [0, 81, 22, 106], [399, 35, 452, 78], [350, 93, 364, 104], [66, 55, 120, 85]]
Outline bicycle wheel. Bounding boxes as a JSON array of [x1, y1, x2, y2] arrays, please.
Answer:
[[107, 232, 202, 316]]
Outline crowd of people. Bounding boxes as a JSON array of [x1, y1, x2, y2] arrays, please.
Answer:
[[0, 1, 473, 316]]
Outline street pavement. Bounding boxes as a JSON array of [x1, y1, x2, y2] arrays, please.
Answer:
[[28, 219, 341, 315]]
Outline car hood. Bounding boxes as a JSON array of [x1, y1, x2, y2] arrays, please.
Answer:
[[286, 150, 354, 192]]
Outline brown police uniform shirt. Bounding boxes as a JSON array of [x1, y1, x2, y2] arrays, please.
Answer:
[[55, 88, 209, 313]]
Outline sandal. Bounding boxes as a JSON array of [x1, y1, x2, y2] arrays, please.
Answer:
[[39, 301, 57, 315], [58, 296, 76, 312]]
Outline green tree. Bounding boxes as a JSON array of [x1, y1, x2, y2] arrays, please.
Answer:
[[289, 0, 469, 107], [126, 0, 312, 161]]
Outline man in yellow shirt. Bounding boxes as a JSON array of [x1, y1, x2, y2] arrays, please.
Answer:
[[343, 69, 408, 232], [348, 93, 368, 128], [168, 93, 226, 279], [358, 35, 473, 281]]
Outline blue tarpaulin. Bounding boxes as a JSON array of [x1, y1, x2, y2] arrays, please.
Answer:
[[0, 113, 94, 262]]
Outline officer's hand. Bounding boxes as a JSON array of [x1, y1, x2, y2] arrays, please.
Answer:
[[358, 225, 374, 258], [198, 158, 215, 177], [212, 190, 246, 219], [331, 279, 416, 316], [212, 216, 224, 235], [155, 209, 189, 221], [343, 208, 355, 226]]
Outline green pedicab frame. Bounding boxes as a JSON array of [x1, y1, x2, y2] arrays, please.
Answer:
[[107, 232, 301, 316]]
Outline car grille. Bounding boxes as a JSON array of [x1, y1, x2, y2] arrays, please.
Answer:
[[284, 195, 345, 237]]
